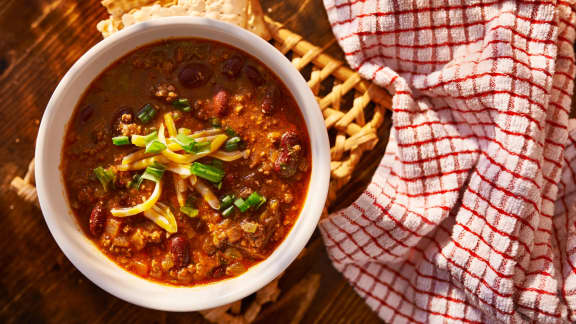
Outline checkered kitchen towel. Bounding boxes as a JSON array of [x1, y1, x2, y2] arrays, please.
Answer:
[[319, 0, 576, 322]]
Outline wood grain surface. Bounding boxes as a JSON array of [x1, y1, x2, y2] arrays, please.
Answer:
[[0, 1, 388, 323]]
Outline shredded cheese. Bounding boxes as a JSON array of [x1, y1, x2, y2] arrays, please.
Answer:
[[111, 180, 162, 217], [211, 149, 250, 161], [164, 113, 177, 137], [143, 202, 177, 233], [192, 178, 220, 210], [117, 155, 169, 171]]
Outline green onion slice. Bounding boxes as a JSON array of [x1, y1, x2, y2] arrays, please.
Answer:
[[145, 140, 166, 154], [131, 131, 158, 147], [222, 205, 234, 217], [128, 174, 143, 190], [220, 194, 235, 210], [175, 134, 211, 154], [224, 127, 237, 137], [94, 166, 116, 192], [246, 191, 267, 209], [172, 98, 191, 112], [175, 133, 194, 146], [223, 137, 241, 152], [180, 206, 199, 218], [233, 192, 266, 212], [210, 117, 222, 128], [137, 104, 157, 124], [141, 163, 165, 183], [190, 162, 225, 183], [194, 142, 211, 154], [234, 197, 249, 212], [112, 135, 130, 146]]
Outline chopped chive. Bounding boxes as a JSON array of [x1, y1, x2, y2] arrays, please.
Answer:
[[141, 163, 165, 183], [175, 133, 194, 146], [145, 140, 166, 154], [214, 181, 223, 191], [210, 117, 222, 128], [131, 131, 158, 147], [137, 104, 157, 124], [190, 162, 225, 183], [256, 197, 267, 209], [222, 205, 234, 217], [94, 166, 116, 192], [220, 194, 235, 210], [246, 191, 266, 209], [172, 98, 191, 112], [192, 141, 211, 154], [180, 206, 199, 218], [223, 137, 241, 152], [112, 135, 130, 146], [233, 192, 266, 212], [128, 174, 143, 190], [175, 134, 211, 153], [224, 127, 237, 137], [135, 175, 144, 189], [234, 197, 249, 212]]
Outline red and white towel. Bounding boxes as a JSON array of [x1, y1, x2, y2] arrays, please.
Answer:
[[319, 0, 576, 322]]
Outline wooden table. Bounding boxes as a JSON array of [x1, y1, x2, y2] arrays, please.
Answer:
[[0, 0, 387, 323]]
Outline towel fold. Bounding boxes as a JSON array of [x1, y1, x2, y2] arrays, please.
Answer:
[[319, 0, 576, 322]]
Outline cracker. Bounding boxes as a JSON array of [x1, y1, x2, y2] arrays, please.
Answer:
[[97, 0, 270, 40], [101, 0, 175, 18], [245, 0, 269, 40]]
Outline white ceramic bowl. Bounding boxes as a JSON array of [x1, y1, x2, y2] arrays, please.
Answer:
[[35, 17, 330, 312]]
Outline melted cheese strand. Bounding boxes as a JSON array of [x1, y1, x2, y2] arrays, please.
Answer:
[[117, 155, 169, 171], [111, 180, 162, 217], [192, 178, 220, 210], [174, 173, 187, 207], [122, 149, 153, 165], [211, 149, 250, 161], [163, 113, 177, 137], [143, 203, 177, 233]]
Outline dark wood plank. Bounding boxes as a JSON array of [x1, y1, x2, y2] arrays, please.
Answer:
[[0, 0, 384, 323]]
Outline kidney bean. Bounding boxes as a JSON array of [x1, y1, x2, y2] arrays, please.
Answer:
[[110, 107, 134, 135], [211, 264, 227, 278], [178, 63, 213, 88], [261, 87, 278, 115], [274, 131, 302, 178], [170, 234, 190, 268], [78, 104, 94, 124], [244, 65, 264, 86], [89, 201, 106, 237], [280, 131, 299, 148], [213, 88, 229, 116], [221, 55, 244, 79]]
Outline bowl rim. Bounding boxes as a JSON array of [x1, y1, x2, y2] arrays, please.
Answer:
[[35, 16, 330, 311]]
